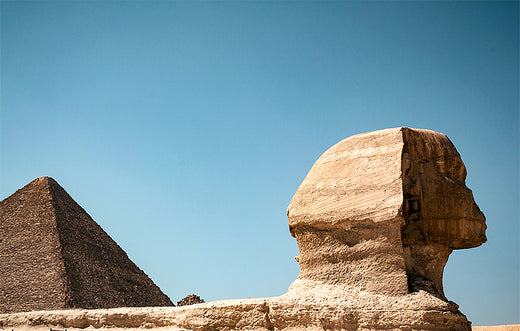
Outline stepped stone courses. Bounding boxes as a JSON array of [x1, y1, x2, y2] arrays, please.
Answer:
[[0, 177, 173, 313], [177, 294, 206, 307], [0, 127, 487, 330]]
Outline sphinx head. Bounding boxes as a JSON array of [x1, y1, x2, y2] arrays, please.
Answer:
[[287, 127, 486, 298]]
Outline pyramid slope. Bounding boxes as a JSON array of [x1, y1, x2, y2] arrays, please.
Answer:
[[0, 177, 173, 313], [0, 177, 70, 313]]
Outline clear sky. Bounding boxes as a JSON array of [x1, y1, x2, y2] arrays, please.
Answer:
[[1, 0, 518, 326]]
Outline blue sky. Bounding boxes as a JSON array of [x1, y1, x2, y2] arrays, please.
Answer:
[[1, 1, 518, 326]]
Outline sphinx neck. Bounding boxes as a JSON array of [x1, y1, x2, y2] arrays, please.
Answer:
[[292, 221, 410, 296]]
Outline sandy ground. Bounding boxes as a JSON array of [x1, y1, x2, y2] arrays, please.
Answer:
[[472, 326, 520, 331], [0, 328, 188, 331], [0, 325, 518, 331]]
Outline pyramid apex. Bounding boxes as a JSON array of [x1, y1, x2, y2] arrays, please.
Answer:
[[33, 176, 57, 184], [12, 177, 64, 200], [26, 177, 65, 195], [36, 176, 52, 181]]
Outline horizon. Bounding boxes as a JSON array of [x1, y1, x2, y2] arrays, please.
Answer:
[[1, 1, 518, 326]]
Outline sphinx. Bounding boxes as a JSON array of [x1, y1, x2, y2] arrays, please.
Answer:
[[287, 127, 486, 299]]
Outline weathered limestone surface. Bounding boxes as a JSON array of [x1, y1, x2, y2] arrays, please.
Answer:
[[0, 128, 487, 330], [0, 294, 474, 330], [287, 127, 486, 300], [0, 177, 173, 313]]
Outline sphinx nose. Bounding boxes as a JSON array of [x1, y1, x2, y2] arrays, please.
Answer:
[[464, 189, 485, 222], [472, 202, 486, 222]]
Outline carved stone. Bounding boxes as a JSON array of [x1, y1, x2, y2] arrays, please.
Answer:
[[287, 127, 486, 300]]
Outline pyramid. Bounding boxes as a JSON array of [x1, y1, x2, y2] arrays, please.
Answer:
[[0, 177, 173, 313]]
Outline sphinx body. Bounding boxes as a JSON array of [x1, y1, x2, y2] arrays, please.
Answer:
[[0, 127, 486, 331]]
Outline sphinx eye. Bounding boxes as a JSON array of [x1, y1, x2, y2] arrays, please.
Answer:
[[459, 163, 467, 181], [452, 160, 467, 182]]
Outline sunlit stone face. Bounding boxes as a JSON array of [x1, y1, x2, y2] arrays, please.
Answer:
[[287, 127, 405, 230]]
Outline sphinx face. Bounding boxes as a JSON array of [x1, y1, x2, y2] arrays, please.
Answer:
[[399, 129, 487, 297], [401, 129, 487, 249]]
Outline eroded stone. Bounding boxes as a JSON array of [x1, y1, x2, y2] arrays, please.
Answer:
[[287, 127, 486, 301]]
